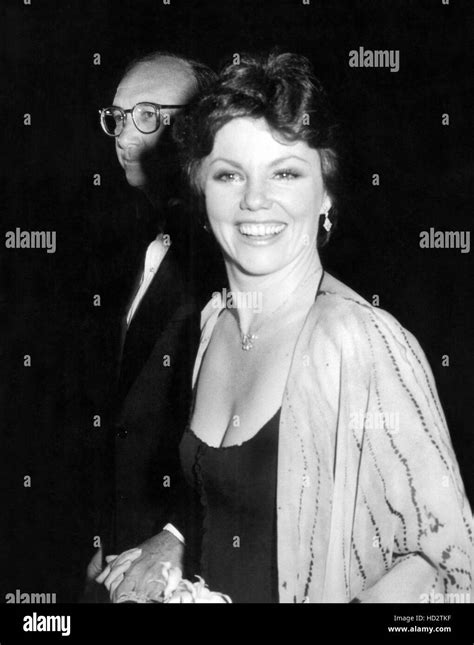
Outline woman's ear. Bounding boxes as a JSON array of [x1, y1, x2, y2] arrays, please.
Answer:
[[321, 195, 332, 214]]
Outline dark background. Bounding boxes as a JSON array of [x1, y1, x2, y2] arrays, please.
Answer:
[[2, 0, 473, 602]]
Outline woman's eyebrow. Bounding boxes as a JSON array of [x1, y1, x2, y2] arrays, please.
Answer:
[[209, 158, 243, 168], [209, 155, 309, 168], [269, 155, 309, 166]]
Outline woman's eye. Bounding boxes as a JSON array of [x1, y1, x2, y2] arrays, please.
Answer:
[[274, 169, 300, 180], [214, 172, 242, 182]]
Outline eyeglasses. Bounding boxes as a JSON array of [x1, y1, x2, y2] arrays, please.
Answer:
[[98, 101, 186, 137]]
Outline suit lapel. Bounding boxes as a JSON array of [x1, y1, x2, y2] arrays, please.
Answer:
[[117, 247, 184, 402]]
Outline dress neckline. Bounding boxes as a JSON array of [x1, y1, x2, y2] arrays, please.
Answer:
[[186, 406, 281, 450]]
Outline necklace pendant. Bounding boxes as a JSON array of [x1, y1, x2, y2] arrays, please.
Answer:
[[241, 333, 258, 351]]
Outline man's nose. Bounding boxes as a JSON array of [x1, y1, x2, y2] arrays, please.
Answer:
[[240, 178, 272, 211], [116, 115, 140, 148]]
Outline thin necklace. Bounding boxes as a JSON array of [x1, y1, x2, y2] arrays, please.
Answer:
[[237, 268, 320, 351]]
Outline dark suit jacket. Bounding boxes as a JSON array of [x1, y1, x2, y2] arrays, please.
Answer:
[[84, 187, 226, 559], [99, 244, 201, 555]]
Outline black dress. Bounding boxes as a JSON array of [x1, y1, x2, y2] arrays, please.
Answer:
[[179, 408, 281, 603]]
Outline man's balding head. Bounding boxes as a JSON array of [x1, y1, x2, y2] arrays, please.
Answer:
[[117, 55, 198, 107], [111, 53, 214, 191]]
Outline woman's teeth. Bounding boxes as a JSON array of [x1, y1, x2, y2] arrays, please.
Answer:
[[238, 223, 286, 236]]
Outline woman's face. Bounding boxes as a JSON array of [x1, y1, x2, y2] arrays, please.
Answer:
[[199, 117, 330, 276]]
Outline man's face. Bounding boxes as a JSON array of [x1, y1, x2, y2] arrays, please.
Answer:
[[112, 59, 195, 188]]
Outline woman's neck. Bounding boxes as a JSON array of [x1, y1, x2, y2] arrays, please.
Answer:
[[224, 249, 322, 337]]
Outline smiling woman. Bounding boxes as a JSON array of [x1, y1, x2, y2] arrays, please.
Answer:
[[176, 51, 341, 250], [199, 117, 330, 278], [166, 51, 473, 604]]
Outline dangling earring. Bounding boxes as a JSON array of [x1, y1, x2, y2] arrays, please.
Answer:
[[202, 215, 211, 233], [322, 212, 332, 232]]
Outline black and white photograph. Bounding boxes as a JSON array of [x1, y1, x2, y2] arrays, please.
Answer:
[[2, 0, 473, 640]]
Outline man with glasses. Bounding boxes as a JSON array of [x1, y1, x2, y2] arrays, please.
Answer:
[[84, 52, 218, 602]]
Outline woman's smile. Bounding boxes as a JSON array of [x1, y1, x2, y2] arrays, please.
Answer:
[[236, 221, 288, 245]]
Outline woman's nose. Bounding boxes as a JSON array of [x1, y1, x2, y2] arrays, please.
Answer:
[[240, 179, 272, 211]]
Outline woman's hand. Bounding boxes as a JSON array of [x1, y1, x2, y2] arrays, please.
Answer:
[[85, 546, 103, 583], [96, 530, 185, 603], [95, 547, 143, 599]]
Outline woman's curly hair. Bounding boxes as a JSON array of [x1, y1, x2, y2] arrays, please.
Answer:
[[174, 50, 342, 246]]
